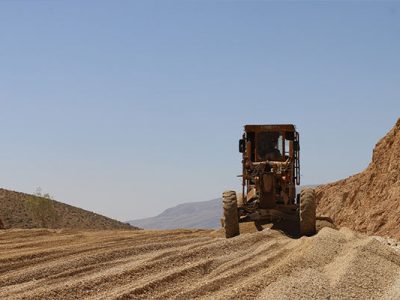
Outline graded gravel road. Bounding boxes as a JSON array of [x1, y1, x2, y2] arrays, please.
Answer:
[[0, 226, 399, 299]]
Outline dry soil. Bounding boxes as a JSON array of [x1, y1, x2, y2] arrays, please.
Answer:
[[0, 225, 399, 299], [316, 118, 400, 238]]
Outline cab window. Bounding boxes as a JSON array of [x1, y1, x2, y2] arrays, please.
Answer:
[[256, 131, 283, 161]]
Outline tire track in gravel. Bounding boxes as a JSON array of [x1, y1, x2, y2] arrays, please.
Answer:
[[1, 226, 399, 300], [26, 237, 224, 299], [1, 238, 216, 296], [0, 230, 208, 276]]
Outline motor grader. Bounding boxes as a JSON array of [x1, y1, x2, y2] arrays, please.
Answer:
[[222, 124, 316, 238]]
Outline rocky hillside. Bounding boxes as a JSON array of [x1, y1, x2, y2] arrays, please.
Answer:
[[0, 188, 138, 230], [316, 118, 400, 238]]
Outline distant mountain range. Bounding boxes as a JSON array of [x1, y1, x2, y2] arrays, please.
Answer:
[[128, 198, 222, 229], [128, 185, 319, 230]]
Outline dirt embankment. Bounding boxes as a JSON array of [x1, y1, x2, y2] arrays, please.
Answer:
[[0, 188, 137, 230], [0, 225, 399, 299], [316, 118, 400, 238]]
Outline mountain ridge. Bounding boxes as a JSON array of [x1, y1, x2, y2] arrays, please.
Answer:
[[129, 198, 222, 229]]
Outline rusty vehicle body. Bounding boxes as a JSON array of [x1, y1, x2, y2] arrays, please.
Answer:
[[222, 124, 316, 238]]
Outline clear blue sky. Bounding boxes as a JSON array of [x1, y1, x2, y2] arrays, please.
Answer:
[[0, 1, 399, 221]]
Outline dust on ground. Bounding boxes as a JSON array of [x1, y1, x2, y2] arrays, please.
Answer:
[[1, 225, 399, 299]]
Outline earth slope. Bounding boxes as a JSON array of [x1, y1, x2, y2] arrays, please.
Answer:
[[0, 188, 137, 230], [316, 118, 400, 238], [0, 226, 399, 299]]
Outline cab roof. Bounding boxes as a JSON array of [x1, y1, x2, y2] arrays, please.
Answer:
[[244, 124, 296, 132]]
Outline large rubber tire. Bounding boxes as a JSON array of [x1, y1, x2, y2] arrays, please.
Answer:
[[299, 188, 316, 236], [223, 191, 240, 238], [236, 192, 244, 208]]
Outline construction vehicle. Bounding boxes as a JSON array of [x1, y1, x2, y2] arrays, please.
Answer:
[[222, 124, 316, 238]]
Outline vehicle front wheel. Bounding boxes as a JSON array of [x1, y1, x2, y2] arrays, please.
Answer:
[[222, 191, 240, 238], [299, 188, 316, 236]]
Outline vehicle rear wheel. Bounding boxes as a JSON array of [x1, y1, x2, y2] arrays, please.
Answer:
[[299, 188, 316, 236], [236, 192, 244, 208], [223, 191, 240, 238], [254, 221, 263, 231]]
